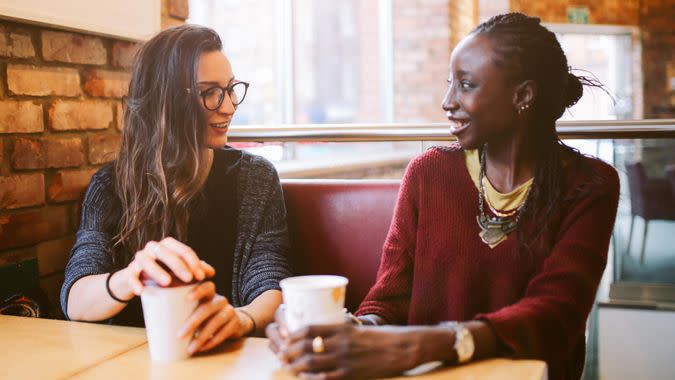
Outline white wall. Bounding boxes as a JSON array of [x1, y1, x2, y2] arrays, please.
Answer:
[[599, 306, 675, 380], [0, 0, 160, 41]]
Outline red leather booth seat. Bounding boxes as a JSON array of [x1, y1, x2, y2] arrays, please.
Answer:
[[281, 179, 400, 311]]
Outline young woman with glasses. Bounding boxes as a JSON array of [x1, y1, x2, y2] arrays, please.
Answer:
[[61, 25, 291, 355]]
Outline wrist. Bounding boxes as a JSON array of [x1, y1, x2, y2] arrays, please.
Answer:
[[236, 309, 256, 336], [415, 327, 458, 364], [110, 269, 135, 300]]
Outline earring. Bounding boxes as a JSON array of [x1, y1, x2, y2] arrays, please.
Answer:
[[517, 104, 530, 115]]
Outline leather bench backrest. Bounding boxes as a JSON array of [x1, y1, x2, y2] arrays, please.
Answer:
[[281, 179, 400, 311]]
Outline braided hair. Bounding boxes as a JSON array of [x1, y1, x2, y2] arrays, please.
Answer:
[[472, 13, 603, 255]]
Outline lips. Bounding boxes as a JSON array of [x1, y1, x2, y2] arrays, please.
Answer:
[[447, 116, 471, 136], [210, 121, 230, 130]]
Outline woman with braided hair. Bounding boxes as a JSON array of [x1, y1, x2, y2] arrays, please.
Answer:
[[267, 13, 619, 380]]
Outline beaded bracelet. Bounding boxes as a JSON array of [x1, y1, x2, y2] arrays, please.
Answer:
[[105, 271, 134, 303]]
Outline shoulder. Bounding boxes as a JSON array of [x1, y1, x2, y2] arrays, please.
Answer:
[[405, 142, 465, 175], [560, 152, 620, 208], [571, 154, 620, 195], [240, 150, 279, 179], [84, 163, 115, 202]]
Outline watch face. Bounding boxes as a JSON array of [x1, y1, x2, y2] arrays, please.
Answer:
[[455, 329, 475, 362]]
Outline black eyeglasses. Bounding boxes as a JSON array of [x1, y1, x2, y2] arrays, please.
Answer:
[[197, 81, 249, 111]]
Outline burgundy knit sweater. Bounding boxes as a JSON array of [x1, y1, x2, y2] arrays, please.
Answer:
[[356, 144, 620, 380]]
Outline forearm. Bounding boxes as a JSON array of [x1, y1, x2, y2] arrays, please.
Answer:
[[406, 321, 500, 367], [67, 270, 134, 321], [236, 289, 282, 337]]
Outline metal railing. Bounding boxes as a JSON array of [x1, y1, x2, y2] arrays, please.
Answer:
[[228, 119, 675, 142]]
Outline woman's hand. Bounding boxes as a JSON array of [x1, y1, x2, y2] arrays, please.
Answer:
[[267, 308, 423, 380], [178, 281, 252, 354], [123, 237, 215, 296]]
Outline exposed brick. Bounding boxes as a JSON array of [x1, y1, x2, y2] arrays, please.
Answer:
[[115, 102, 125, 131], [0, 247, 35, 267], [168, 0, 189, 19], [49, 100, 113, 131], [0, 138, 3, 165], [0, 173, 45, 209], [7, 64, 81, 97], [88, 134, 121, 164], [48, 169, 97, 202], [0, 101, 44, 133], [83, 70, 130, 98], [40, 271, 65, 318], [0, 29, 35, 58], [41, 30, 106, 65], [112, 41, 140, 69], [0, 206, 69, 250], [12, 137, 84, 169], [36, 235, 75, 276]]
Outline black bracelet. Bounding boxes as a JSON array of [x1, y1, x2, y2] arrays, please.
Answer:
[[237, 309, 257, 336], [105, 271, 134, 303]]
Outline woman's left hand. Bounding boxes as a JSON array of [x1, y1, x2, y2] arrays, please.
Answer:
[[276, 324, 421, 380], [178, 281, 250, 354]]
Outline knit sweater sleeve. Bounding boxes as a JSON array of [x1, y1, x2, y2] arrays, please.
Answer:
[[239, 160, 292, 305], [476, 163, 620, 362], [60, 167, 115, 319], [355, 154, 421, 324]]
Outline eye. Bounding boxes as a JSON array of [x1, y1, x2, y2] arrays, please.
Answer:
[[200, 87, 220, 97], [460, 80, 473, 89]]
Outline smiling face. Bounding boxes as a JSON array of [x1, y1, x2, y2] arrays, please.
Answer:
[[441, 34, 521, 150], [196, 50, 236, 149]]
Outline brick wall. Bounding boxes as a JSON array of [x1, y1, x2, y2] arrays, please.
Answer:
[[511, 0, 640, 25], [392, 0, 453, 122], [640, 0, 674, 118], [0, 0, 186, 316]]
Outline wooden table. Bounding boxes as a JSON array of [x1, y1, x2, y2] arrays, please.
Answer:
[[1, 315, 547, 380], [0, 315, 146, 379]]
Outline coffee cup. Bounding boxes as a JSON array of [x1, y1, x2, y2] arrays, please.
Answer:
[[140, 275, 198, 361], [279, 275, 348, 332]]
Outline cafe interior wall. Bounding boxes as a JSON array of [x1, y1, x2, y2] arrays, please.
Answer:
[[0, 0, 188, 318]]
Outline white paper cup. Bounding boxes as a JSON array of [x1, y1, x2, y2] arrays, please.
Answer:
[[140, 283, 198, 361], [280, 275, 348, 332]]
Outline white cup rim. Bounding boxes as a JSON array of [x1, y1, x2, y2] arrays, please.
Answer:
[[280, 275, 348, 290]]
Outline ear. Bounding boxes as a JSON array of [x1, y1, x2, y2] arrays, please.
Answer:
[[512, 80, 537, 110]]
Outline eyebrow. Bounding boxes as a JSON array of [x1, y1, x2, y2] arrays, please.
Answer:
[[197, 77, 235, 86]]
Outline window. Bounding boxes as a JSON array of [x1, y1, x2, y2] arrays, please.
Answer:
[[188, 0, 393, 125], [549, 24, 641, 120]]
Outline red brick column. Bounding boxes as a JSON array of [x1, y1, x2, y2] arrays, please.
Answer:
[[0, 21, 139, 314]]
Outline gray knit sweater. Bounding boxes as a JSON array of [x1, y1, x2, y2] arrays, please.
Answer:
[[60, 150, 292, 319]]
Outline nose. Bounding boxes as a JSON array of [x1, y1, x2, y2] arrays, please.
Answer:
[[217, 93, 236, 115], [441, 85, 458, 113]]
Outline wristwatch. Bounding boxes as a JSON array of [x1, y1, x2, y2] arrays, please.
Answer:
[[441, 321, 475, 364]]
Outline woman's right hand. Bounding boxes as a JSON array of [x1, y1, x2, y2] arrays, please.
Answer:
[[122, 237, 215, 296]]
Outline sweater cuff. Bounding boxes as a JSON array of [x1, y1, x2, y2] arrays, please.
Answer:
[[474, 310, 524, 359], [355, 303, 401, 325]]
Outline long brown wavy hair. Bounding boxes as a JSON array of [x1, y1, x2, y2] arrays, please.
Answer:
[[111, 25, 223, 266]]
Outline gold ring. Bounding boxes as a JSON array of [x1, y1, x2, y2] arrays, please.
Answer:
[[312, 336, 325, 353]]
